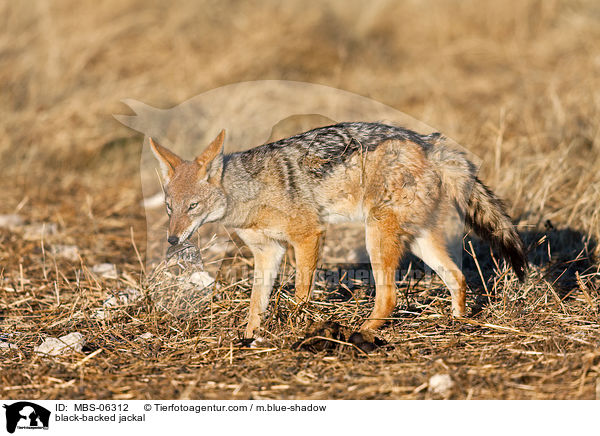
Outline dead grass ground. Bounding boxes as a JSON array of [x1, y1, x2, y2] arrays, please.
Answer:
[[1, 0, 599, 399]]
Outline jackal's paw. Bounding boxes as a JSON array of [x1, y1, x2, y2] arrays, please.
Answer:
[[347, 331, 387, 353], [238, 336, 268, 348], [239, 338, 252, 347], [451, 308, 466, 318], [244, 313, 262, 338], [359, 319, 385, 331]]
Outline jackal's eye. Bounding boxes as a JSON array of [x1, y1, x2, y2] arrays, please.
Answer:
[[166, 203, 172, 215], [188, 202, 199, 211]]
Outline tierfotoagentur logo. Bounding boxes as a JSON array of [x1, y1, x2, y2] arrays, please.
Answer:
[[3, 402, 50, 434]]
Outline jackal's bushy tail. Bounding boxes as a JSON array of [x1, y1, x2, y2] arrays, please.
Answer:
[[464, 178, 527, 281], [430, 144, 528, 281]]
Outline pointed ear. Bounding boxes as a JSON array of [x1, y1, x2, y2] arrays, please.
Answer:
[[196, 129, 225, 182], [149, 137, 183, 183]]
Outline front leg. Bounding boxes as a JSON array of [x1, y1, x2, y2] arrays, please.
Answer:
[[236, 229, 286, 339]]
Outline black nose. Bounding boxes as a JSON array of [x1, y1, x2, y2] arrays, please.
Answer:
[[168, 236, 179, 246]]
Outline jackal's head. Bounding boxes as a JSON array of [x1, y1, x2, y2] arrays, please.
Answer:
[[149, 130, 227, 245]]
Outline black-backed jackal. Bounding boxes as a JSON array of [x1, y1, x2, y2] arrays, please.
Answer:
[[150, 122, 527, 338]]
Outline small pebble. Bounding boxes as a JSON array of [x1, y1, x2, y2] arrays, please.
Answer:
[[51, 244, 80, 262], [103, 288, 142, 307], [428, 373, 455, 397], [93, 288, 143, 320], [34, 332, 85, 356], [92, 263, 118, 279], [22, 223, 58, 241], [0, 342, 18, 350], [0, 214, 23, 228]]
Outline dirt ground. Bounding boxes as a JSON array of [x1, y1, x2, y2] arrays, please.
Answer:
[[1, 0, 599, 400]]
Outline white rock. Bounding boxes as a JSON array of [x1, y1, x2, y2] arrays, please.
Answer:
[[249, 337, 266, 348], [22, 223, 58, 241], [0, 216, 59, 241], [51, 244, 80, 262], [137, 332, 153, 340], [102, 296, 120, 308], [92, 263, 118, 279], [428, 374, 455, 397], [93, 309, 108, 320], [119, 288, 142, 304], [0, 214, 23, 228], [93, 288, 142, 320], [34, 332, 85, 356], [187, 271, 215, 289], [0, 342, 17, 350], [103, 288, 143, 307]]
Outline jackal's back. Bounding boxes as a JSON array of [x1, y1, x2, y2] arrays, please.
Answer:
[[234, 122, 439, 180]]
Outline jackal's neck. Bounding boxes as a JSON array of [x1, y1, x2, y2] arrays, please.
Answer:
[[217, 153, 262, 228]]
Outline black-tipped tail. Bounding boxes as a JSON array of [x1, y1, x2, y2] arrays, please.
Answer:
[[465, 178, 528, 281]]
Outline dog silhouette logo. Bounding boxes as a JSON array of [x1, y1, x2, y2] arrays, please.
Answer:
[[3, 402, 50, 433]]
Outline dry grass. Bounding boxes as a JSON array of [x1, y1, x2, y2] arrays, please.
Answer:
[[1, 0, 600, 399]]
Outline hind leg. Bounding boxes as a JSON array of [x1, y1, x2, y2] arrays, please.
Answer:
[[411, 231, 466, 317], [361, 209, 404, 331], [290, 231, 323, 304]]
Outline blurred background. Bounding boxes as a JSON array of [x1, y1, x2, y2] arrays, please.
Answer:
[[1, 0, 600, 400], [1, 0, 599, 251]]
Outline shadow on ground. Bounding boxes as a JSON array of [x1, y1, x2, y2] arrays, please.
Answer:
[[277, 226, 597, 319]]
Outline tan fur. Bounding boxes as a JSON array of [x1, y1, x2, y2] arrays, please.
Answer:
[[195, 129, 225, 179], [150, 123, 526, 338], [149, 137, 183, 179]]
